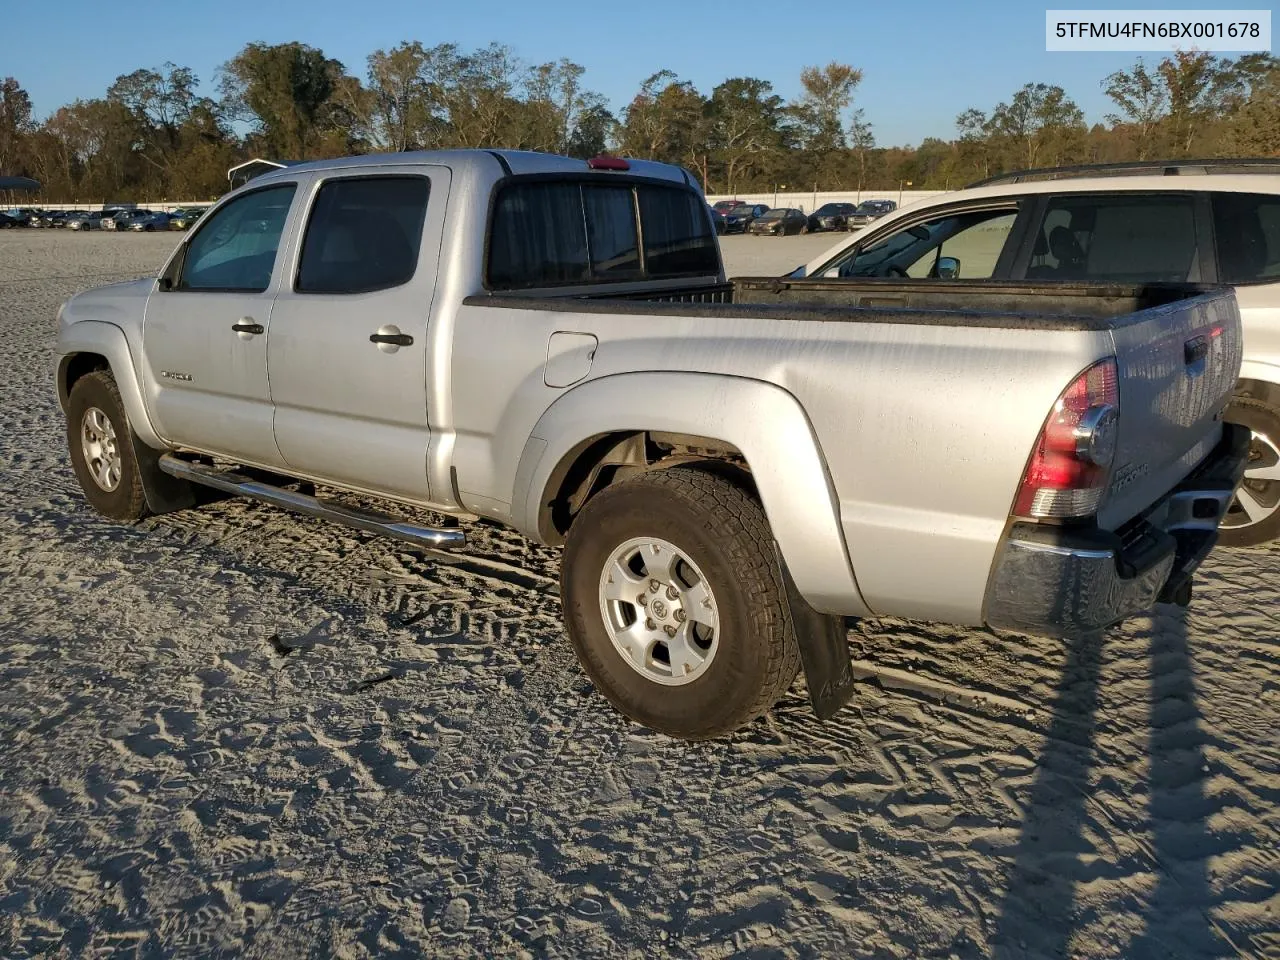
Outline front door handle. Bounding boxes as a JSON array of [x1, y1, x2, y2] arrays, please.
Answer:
[[370, 332, 414, 346], [232, 319, 264, 336]]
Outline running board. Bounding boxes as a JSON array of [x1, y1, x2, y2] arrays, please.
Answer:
[[158, 454, 466, 550]]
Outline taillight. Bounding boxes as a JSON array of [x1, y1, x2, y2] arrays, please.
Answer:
[[1014, 358, 1119, 519]]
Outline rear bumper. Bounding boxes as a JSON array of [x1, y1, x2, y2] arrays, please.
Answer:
[[984, 424, 1250, 638]]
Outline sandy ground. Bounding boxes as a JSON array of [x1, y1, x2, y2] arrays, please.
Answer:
[[0, 230, 1277, 960]]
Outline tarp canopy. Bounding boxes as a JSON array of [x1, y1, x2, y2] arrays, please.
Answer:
[[0, 176, 40, 192], [227, 159, 299, 188]]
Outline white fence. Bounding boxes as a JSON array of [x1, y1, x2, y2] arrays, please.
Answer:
[[6, 201, 211, 213], [705, 189, 949, 214]]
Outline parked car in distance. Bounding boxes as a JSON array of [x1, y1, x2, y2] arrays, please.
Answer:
[[723, 202, 769, 234], [125, 211, 170, 232], [711, 199, 742, 215], [0, 211, 28, 228], [100, 210, 134, 231], [749, 207, 809, 236], [29, 210, 63, 228], [167, 208, 207, 230], [848, 199, 897, 228], [799, 157, 1280, 545], [808, 202, 858, 232], [54, 148, 1247, 739], [67, 212, 106, 231], [708, 206, 728, 235]]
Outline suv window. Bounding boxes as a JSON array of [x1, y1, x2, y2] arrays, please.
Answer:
[[1212, 192, 1280, 284], [1026, 194, 1199, 283], [180, 184, 296, 292], [832, 207, 1017, 279], [297, 176, 430, 294], [487, 179, 718, 289]]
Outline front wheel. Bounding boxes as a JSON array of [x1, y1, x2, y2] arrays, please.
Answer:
[[67, 371, 151, 522], [1218, 399, 1280, 547], [561, 467, 801, 739]]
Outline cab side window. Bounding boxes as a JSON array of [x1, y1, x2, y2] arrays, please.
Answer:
[[179, 184, 297, 292], [296, 176, 430, 294], [1026, 195, 1199, 283], [1212, 193, 1280, 283]]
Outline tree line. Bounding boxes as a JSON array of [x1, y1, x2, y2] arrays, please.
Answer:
[[1, 41, 1277, 203]]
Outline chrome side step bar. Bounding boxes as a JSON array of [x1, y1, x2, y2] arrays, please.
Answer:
[[158, 454, 466, 550]]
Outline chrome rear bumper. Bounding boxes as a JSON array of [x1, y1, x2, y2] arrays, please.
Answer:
[[984, 423, 1250, 638]]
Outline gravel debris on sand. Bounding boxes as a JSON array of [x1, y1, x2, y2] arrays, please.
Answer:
[[1, 231, 1277, 959]]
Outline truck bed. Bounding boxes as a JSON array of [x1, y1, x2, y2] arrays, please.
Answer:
[[467, 278, 1221, 331]]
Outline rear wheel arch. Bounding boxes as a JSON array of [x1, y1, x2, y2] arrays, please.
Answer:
[[537, 430, 753, 545]]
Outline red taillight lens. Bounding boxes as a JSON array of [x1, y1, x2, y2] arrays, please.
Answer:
[[587, 155, 630, 171], [1014, 358, 1120, 519]]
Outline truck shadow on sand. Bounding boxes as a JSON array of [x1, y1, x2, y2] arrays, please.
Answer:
[[991, 608, 1230, 959]]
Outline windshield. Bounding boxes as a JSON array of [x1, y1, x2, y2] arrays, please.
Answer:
[[760, 210, 786, 220], [815, 204, 848, 215], [729, 205, 755, 216], [855, 201, 890, 215]]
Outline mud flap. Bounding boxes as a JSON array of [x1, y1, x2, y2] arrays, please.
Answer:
[[775, 546, 856, 720], [130, 433, 198, 515]]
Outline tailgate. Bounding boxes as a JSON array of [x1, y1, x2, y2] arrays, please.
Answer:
[[1099, 289, 1243, 530]]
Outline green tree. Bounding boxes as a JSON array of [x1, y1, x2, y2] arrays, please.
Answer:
[[1102, 58, 1167, 159], [619, 71, 708, 165], [0, 77, 34, 177], [793, 62, 862, 152], [990, 82, 1085, 169], [707, 77, 789, 192], [1157, 50, 1241, 155], [219, 42, 356, 158]]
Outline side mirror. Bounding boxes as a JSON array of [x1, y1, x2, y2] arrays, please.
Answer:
[[936, 256, 960, 280]]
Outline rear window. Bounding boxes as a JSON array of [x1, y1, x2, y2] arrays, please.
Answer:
[[487, 179, 718, 289], [1212, 192, 1280, 284]]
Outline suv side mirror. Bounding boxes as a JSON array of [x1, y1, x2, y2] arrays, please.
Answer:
[[936, 256, 960, 280]]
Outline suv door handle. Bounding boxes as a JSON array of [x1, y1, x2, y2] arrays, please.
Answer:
[[232, 319, 264, 335], [370, 332, 414, 346]]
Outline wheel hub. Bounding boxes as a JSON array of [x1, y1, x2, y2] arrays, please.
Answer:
[[80, 406, 122, 493], [599, 536, 720, 686]]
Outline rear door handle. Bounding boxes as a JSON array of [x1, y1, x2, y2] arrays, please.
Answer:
[[232, 319, 264, 335], [370, 333, 414, 346]]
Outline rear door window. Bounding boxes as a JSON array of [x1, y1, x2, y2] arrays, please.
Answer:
[[1025, 194, 1200, 283], [296, 176, 430, 294], [1211, 192, 1280, 283]]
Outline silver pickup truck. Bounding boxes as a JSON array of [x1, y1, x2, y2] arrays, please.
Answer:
[[56, 149, 1249, 739]]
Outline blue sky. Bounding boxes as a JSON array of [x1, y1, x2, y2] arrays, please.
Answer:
[[3, 0, 1271, 147]]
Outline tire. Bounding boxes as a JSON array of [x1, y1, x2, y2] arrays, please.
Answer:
[[561, 466, 802, 739], [67, 371, 150, 523], [1218, 399, 1280, 547]]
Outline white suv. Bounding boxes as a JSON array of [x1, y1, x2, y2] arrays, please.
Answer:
[[800, 159, 1280, 547]]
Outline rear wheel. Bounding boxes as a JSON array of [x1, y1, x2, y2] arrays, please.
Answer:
[[1219, 399, 1280, 547], [561, 467, 801, 739]]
